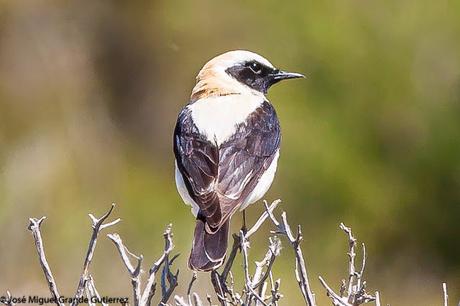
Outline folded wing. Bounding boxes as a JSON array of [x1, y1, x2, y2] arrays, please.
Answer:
[[173, 101, 281, 231]]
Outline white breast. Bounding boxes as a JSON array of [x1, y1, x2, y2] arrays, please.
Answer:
[[188, 94, 264, 145]]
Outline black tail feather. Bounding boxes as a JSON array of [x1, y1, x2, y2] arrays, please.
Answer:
[[189, 217, 229, 271]]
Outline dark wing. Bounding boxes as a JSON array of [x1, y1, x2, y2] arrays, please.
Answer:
[[216, 101, 280, 219], [174, 101, 280, 230], [174, 107, 222, 228]]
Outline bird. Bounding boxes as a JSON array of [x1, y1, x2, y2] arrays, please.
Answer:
[[173, 50, 304, 271]]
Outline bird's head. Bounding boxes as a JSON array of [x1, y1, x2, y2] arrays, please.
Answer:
[[191, 50, 304, 101]]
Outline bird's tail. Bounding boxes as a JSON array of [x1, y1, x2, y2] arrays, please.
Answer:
[[189, 217, 229, 271]]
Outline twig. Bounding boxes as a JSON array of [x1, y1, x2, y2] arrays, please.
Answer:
[[319, 276, 349, 306], [107, 233, 143, 305], [142, 224, 175, 306], [0, 291, 15, 306], [339, 223, 357, 299], [263, 203, 316, 306], [187, 272, 198, 305], [269, 274, 282, 306], [207, 200, 287, 306], [318, 223, 376, 306], [251, 237, 281, 289], [71, 203, 121, 306], [174, 273, 201, 306], [220, 234, 241, 289], [28, 217, 65, 306], [442, 283, 448, 306], [180, 296, 200, 306], [192, 293, 204, 306], [357, 243, 366, 291], [246, 200, 281, 238], [110, 224, 176, 306], [174, 296, 189, 306], [239, 230, 268, 306], [159, 251, 180, 305], [211, 271, 227, 306], [85, 275, 107, 306], [375, 291, 381, 306]]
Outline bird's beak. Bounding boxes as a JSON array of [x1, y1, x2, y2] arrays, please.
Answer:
[[272, 70, 305, 81]]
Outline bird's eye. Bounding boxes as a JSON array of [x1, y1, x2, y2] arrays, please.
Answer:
[[248, 62, 263, 74]]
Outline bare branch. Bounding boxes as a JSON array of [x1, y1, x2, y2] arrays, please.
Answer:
[[252, 236, 281, 290], [269, 274, 282, 306], [187, 272, 198, 299], [28, 217, 65, 306], [207, 200, 301, 306], [159, 250, 180, 305], [211, 271, 227, 306], [0, 291, 15, 306], [442, 283, 448, 306], [24, 198, 450, 306], [107, 233, 143, 305], [71, 203, 121, 306], [375, 291, 381, 306], [174, 296, 189, 306], [239, 230, 268, 306], [206, 295, 213, 306], [173, 273, 201, 306], [319, 223, 376, 306], [220, 234, 241, 286], [263, 203, 316, 306], [357, 243, 366, 291], [192, 293, 204, 306], [319, 276, 350, 306], [174, 291, 204, 306], [210, 201, 284, 306], [246, 200, 281, 238], [339, 223, 357, 298], [85, 275, 107, 306], [141, 224, 175, 306], [110, 224, 177, 306]]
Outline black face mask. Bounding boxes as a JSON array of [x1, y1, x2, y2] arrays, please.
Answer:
[[226, 61, 304, 94]]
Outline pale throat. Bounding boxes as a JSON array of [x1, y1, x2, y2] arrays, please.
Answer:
[[188, 94, 265, 145]]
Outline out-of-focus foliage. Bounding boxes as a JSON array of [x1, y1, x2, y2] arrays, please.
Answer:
[[0, 0, 459, 305]]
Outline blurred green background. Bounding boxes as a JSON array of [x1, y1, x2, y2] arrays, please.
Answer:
[[0, 0, 459, 305]]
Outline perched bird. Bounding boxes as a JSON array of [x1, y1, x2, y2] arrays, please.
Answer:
[[173, 50, 304, 271]]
